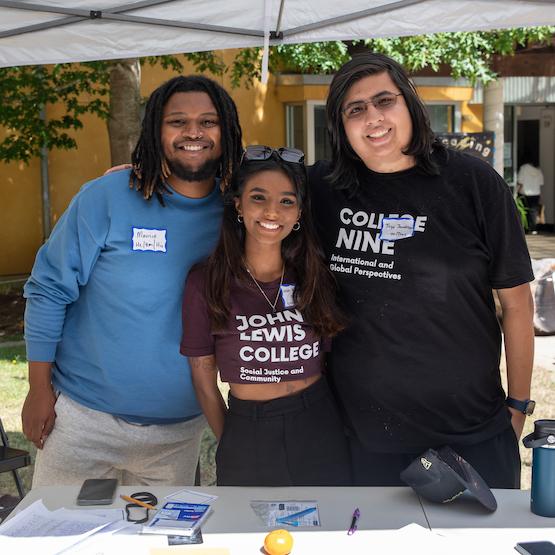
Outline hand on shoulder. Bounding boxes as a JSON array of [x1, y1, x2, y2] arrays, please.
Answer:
[[104, 163, 132, 175]]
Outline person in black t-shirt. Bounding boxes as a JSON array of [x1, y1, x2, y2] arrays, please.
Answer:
[[309, 52, 535, 488]]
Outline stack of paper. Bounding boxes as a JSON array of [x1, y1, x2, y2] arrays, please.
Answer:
[[0, 500, 126, 554], [142, 501, 211, 537]]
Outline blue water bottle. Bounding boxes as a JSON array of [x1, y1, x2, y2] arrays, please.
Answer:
[[523, 419, 555, 517]]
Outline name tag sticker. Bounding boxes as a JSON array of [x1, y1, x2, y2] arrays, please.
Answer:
[[280, 284, 296, 309], [132, 227, 167, 252], [379, 217, 415, 242]]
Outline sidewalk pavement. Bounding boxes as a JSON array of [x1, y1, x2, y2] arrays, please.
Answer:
[[526, 232, 555, 373], [534, 335, 555, 373], [526, 231, 555, 260]]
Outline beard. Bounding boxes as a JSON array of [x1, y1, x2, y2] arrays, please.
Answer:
[[167, 156, 221, 182]]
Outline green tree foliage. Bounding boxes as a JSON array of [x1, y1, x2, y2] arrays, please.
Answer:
[[0, 63, 110, 163], [0, 27, 552, 163], [231, 27, 553, 87], [0, 52, 224, 163], [364, 27, 554, 84], [229, 41, 351, 87]]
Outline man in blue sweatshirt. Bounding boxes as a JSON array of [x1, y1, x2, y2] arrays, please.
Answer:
[[22, 75, 243, 486]]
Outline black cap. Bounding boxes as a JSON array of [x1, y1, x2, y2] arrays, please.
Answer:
[[400, 446, 497, 512]]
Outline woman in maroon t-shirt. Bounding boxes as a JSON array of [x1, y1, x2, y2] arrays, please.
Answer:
[[181, 147, 352, 486]]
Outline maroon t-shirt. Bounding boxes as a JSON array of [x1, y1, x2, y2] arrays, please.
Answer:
[[180, 266, 327, 384]]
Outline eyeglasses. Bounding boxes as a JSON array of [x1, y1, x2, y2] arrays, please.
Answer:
[[241, 145, 305, 164], [342, 93, 403, 120]]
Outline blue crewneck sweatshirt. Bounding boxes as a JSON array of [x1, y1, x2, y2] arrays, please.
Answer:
[[24, 169, 223, 423]]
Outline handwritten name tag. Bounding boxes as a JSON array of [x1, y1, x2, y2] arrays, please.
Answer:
[[132, 227, 167, 252], [280, 284, 296, 309], [379, 217, 415, 242]]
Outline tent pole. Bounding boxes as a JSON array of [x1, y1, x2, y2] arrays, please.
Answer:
[[0, 0, 262, 39], [275, 0, 286, 36], [39, 106, 51, 241]]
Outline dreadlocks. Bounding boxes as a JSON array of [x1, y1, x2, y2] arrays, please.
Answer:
[[130, 75, 243, 203]]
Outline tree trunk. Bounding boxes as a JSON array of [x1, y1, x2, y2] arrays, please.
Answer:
[[108, 58, 141, 166]]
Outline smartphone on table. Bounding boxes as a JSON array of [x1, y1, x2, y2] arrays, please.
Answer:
[[76, 478, 118, 506]]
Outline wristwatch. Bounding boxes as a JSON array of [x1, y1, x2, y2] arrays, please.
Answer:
[[506, 397, 536, 415]]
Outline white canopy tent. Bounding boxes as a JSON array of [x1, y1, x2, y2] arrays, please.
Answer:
[[1, 0, 554, 69], [1, 0, 554, 238]]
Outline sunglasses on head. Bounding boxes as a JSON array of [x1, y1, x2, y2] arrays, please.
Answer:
[[241, 145, 305, 164]]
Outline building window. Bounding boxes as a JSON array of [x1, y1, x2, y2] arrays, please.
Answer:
[[313, 105, 332, 162], [286, 102, 331, 164], [285, 104, 304, 151], [425, 104, 460, 133]]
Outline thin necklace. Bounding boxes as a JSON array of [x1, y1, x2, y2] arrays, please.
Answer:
[[245, 262, 285, 313]]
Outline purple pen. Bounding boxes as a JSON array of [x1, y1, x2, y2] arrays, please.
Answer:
[[347, 507, 360, 535]]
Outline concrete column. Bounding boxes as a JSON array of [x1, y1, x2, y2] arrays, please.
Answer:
[[483, 78, 504, 176]]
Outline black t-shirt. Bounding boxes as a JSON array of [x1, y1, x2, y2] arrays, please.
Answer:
[[309, 149, 534, 452]]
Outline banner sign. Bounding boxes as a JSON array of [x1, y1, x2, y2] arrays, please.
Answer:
[[436, 132, 494, 165]]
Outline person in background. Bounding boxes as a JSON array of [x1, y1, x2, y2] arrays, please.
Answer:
[[181, 146, 352, 486], [309, 52, 535, 488], [22, 75, 242, 486], [517, 154, 544, 234]]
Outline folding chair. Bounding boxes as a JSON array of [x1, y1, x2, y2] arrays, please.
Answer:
[[0, 418, 31, 500]]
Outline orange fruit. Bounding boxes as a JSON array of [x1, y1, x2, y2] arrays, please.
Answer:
[[264, 529, 294, 555]]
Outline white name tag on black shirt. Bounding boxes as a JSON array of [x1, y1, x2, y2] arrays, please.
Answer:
[[379, 217, 415, 241]]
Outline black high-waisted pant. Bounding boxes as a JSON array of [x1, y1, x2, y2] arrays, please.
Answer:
[[216, 377, 352, 486], [349, 425, 521, 488]]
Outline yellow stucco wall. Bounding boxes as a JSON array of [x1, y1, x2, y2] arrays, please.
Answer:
[[0, 154, 42, 276], [0, 59, 484, 276], [417, 85, 483, 133], [462, 103, 484, 133], [277, 85, 329, 103], [140, 51, 285, 148], [0, 53, 287, 276]]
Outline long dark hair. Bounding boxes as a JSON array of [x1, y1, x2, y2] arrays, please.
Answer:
[[130, 75, 242, 203], [205, 155, 345, 337], [326, 52, 445, 192]]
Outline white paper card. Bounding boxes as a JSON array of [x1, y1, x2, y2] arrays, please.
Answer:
[[165, 489, 218, 504], [250, 500, 320, 528], [280, 284, 296, 309], [132, 228, 167, 252], [379, 217, 415, 241]]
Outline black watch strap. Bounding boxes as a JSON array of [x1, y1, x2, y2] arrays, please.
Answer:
[[506, 397, 535, 415]]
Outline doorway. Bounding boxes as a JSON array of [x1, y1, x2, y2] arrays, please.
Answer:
[[516, 106, 555, 226], [517, 120, 539, 167]]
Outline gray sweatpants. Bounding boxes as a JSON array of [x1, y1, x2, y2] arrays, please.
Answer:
[[32, 393, 206, 487]]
